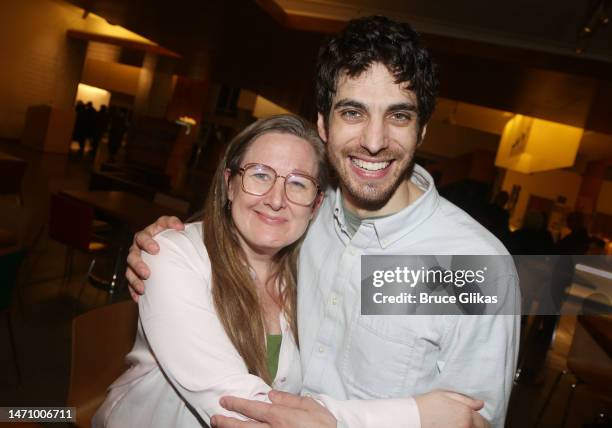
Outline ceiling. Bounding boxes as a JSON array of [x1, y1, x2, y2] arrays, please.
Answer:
[[272, 0, 612, 63], [68, 0, 612, 159]]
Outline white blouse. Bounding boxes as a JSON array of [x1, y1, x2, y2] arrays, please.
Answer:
[[93, 223, 302, 427]]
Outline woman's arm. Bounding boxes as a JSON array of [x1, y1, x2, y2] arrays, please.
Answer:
[[138, 229, 272, 424]]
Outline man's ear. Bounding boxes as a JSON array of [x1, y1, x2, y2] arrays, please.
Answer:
[[418, 124, 428, 146], [317, 113, 328, 143], [224, 169, 235, 201]]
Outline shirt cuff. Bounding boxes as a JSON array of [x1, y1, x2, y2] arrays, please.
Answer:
[[313, 394, 421, 428]]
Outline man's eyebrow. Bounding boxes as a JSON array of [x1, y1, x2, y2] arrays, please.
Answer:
[[387, 102, 417, 112], [332, 99, 366, 110]]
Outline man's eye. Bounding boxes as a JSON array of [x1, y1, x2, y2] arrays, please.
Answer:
[[341, 110, 362, 121], [389, 112, 411, 122]]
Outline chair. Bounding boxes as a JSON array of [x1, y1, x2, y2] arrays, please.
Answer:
[[0, 246, 27, 385], [48, 193, 111, 287], [67, 300, 138, 428], [0, 155, 27, 206]]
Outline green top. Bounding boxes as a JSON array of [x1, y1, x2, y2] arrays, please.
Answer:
[[266, 334, 282, 381], [342, 197, 392, 237]]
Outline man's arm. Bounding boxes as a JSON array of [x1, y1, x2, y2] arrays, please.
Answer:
[[211, 390, 488, 428], [126, 215, 184, 300], [432, 309, 520, 426]]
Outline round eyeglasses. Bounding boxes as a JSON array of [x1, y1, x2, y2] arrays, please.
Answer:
[[236, 163, 320, 207]]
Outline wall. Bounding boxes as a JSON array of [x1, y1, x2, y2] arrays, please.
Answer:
[[0, 0, 157, 140], [502, 169, 582, 227], [81, 58, 141, 95], [596, 181, 612, 215], [75, 83, 111, 109], [419, 121, 499, 158]]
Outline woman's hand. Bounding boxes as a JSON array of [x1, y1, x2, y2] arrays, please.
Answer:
[[415, 391, 489, 428], [126, 216, 184, 301]]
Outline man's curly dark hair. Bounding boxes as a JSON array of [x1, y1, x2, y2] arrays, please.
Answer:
[[315, 15, 438, 131]]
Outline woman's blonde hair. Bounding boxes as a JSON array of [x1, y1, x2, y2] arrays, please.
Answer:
[[202, 114, 328, 384]]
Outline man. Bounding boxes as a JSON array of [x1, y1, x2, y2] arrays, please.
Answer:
[[127, 16, 519, 428]]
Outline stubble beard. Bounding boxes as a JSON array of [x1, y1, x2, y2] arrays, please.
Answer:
[[328, 147, 416, 211]]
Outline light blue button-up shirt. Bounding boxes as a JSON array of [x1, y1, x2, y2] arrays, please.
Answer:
[[298, 164, 520, 427]]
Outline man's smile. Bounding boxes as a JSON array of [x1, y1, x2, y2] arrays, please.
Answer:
[[349, 156, 394, 179]]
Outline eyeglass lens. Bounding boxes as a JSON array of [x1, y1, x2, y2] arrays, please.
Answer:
[[242, 164, 317, 205]]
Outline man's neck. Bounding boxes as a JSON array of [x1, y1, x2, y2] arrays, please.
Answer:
[[342, 179, 424, 219]]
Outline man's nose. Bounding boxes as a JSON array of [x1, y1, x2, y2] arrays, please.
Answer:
[[360, 116, 388, 154], [263, 178, 286, 210]]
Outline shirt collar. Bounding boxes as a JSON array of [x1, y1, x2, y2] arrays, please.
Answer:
[[331, 164, 440, 248]]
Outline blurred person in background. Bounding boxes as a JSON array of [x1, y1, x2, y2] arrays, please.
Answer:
[[509, 211, 555, 255], [107, 108, 128, 162], [484, 191, 511, 247], [557, 212, 590, 255], [73, 101, 86, 154], [90, 105, 110, 160]]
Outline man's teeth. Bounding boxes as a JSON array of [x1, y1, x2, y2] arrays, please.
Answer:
[[351, 158, 390, 171]]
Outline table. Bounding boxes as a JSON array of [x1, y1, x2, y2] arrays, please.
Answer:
[[59, 191, 184, 292]]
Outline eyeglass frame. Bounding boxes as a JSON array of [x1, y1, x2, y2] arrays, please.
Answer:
[[233, 163, 321, 207]]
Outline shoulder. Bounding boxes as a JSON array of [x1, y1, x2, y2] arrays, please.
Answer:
[[140, 222, 213, 309], [144, 222, 209, 273], [433, 198, 509, 255]]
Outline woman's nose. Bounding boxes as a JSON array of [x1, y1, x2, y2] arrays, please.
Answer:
[[263, 178, 286, 210]]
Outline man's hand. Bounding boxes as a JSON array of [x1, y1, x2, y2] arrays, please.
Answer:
[[415, 391, 489, 428], [126, 216, 184, 301], [210, 390, 336, 428]]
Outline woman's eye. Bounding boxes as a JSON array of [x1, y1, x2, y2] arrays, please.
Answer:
[[288, 180, 307, 189], [252, 173, 271, 181]]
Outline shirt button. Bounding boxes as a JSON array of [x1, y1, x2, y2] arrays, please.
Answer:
[[279, 377, 287, 383], [318, 346, 324, 354], [347, 247, 356, 256]]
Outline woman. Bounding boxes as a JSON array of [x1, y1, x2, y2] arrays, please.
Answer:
[[93, 114, 328, 427]]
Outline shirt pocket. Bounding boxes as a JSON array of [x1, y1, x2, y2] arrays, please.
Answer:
[[340, 316, 419, 398]]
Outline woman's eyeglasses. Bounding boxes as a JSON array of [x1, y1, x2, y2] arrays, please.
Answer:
[[236, 163, 320, 207]]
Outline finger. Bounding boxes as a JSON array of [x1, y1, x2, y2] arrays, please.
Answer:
[[125, 269, 144, 295], [442, 392, 484, 411], [268, 390, 309, 409], [220, 397, 272, 421], [210, 415, 267, 428], [127, 251, 151, 279], [128, 285, 140, 303], [167, 216, 185, 230], [134, 231, 159, 254], [146, 216, 183, 235], [471, 411, 490, 428]]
